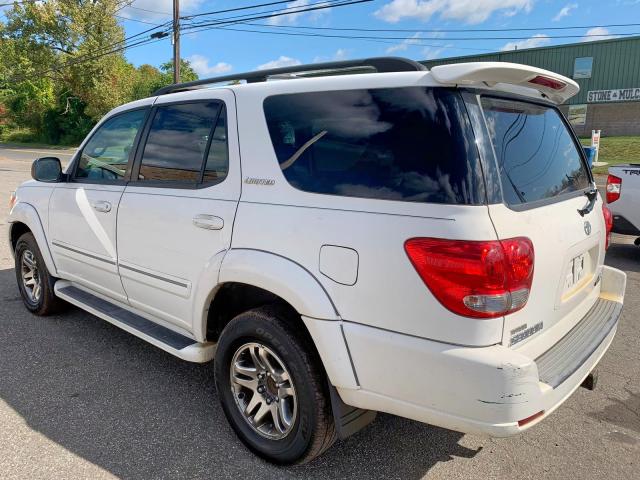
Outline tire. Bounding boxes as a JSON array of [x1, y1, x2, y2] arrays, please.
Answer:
[[214, 305, 336, 464], [14, 232, 63, 315]]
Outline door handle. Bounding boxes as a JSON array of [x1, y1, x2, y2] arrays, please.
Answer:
[[193, 214, 224, 230], [92, 201, 112, 213]]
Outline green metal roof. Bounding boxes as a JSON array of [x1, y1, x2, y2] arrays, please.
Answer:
[[421, 36, 640, 104]]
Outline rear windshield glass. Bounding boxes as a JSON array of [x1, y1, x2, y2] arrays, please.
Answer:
[[263, 88, 484, 205], [481, 97, 590, 206]]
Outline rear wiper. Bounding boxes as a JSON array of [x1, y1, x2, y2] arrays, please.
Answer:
[[577, 188, 598, 217]]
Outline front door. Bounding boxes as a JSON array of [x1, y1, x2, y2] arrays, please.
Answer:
[[117, 91, 240, 333], [49, 108, 148, 303]]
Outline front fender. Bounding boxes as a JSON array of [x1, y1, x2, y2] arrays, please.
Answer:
[[8, 202, 58, 276], [219, 248, 339, 320]]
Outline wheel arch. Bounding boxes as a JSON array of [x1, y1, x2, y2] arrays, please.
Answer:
[[216, 248, 338, 322], [199, 249, 358, 390], [8, 203, 58, 276]]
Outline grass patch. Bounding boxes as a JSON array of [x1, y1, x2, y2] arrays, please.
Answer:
[[580, 136, 640, 174], [0, 127, 78, 149]]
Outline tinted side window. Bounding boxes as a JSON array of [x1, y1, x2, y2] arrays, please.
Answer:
[[75, 109, 146, 182], [263, 88, 484, 205], [481, 97, 590, 206], [138, 102, 222, 183], [203, 106, 228, 183]]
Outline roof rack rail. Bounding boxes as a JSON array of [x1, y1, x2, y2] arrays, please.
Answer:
[[153, 56, 426, 96]]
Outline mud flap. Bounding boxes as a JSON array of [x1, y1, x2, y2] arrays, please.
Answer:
[[328, 384, 377, 439], [580, 370, 599, 391]]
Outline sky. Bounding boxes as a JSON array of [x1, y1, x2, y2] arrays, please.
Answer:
[[5, 0, 640, 76]]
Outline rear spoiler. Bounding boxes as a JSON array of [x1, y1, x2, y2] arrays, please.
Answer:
[[430, 62, 579, 104]]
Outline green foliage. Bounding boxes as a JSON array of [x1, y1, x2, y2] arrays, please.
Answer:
[[159, 59, 200, 84], [0, 1, 198, 145]]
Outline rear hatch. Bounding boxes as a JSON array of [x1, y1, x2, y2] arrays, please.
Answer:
[[477, 95, 605, 356]]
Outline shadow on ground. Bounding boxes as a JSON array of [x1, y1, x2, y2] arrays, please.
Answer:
[[605, 241, 640, 274], [0, 268, 480, 479], [589, 389, 640, 436]]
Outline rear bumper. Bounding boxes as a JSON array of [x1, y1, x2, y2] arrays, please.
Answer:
[[337, 266, 626, 437], [611, 214, 640, 236]]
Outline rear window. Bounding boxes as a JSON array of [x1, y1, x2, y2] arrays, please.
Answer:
[[263, 88, 484, 205], [481, 97, 590, 206]]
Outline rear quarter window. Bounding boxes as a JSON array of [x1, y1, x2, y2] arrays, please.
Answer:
[[480, 97, 590, 206], [263, 87, 485, 205]]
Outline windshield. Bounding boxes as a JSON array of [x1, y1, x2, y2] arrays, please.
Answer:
[[481, 97, 590, 206]]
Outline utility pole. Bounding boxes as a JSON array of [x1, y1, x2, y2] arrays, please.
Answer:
[[173, 0, 180, 83]]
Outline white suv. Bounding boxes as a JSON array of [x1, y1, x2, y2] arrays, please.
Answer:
[[8, 57, 627, 464]]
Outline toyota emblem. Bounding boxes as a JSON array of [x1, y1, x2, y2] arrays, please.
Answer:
[[584, 221, 592, 235]]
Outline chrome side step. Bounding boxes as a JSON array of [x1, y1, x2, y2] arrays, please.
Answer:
[[54, 281, 215, 363]]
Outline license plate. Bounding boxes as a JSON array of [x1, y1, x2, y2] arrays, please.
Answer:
[[564, 253, 587, 291]]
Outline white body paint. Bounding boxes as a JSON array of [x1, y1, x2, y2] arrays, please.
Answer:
[[7, 62, 626, 438]]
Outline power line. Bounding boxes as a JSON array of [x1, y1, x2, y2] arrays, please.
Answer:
[[182, 0, 356, 29], [206, 25, 494, 53], [182, 21, 640, 42], [182, 0, 372, 31], [8, 35, 169, 83], [245, 21, 640, 33], [114, 14, 165, 26], [5, 0, 365, 83], [184, 0, 302, 20], [119, 3, 172, 16]]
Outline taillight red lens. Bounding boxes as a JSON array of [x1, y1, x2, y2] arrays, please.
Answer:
[[404, 237, 534, 319], [606, 174, 622, 204], [529, 75, 566, 90], [602, 204, 613, 250]]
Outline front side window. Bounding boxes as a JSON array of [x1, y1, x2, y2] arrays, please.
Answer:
[[75, 109, 146, 182], [138, 101, 225, 184], [481, 97, 590, 206], [263, 88, 484, 205]]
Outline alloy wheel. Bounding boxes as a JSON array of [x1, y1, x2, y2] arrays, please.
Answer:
[[20, 249, 41, 304], [229, 342, 297, 440]]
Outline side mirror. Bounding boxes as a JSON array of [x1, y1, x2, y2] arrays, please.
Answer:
[[31, 157, 63, 182]]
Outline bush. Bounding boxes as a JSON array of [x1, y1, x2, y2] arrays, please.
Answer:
[[41, 95, 95, 145]]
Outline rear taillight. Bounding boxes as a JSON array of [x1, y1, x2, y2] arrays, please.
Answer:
[[602, 204, 613, 250], [404, 237, 534, 319], [529, 75, 566, 90], [606, 174, 622, 204]]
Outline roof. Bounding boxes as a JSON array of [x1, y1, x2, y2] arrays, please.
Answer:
[[150, 56, 578, 104]]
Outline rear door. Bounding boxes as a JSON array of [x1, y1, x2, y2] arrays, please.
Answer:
[[117, 91, 240, 333], [476, 95, 604, 354]]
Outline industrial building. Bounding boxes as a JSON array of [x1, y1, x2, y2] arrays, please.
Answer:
[[422, 36, 640, 136]]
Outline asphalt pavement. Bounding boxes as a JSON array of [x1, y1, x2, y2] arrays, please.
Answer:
[[0, 144, 638, 479]]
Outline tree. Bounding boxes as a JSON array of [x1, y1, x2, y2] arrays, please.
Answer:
[[131, 60, 200, 99], [132, 64, 163, 99], [159, 59, 199, 85], [0, 1, 200, 144], [0, 0, 134, 143]]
